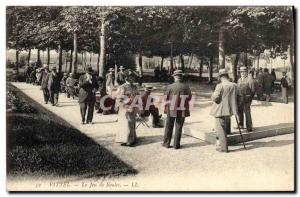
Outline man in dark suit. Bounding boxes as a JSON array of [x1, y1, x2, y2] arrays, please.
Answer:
[[140, 85, 163, 128], [48, 67, 60, 106], [40, 65, 50, 104], [78, 67, 99, 124], [281, 70, 290, 104], [237, 66, 255, 132], [263, 68, 275, 102], [210, 69, 238, 153], [162, 70, 192, 149]]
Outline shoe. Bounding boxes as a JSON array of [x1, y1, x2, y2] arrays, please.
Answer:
[[216, 148, 229, 153], [174, 146, 180, 149], [81, 122, 85, 125], [45, 102, 48, 104], [162, 143, 171, 148]]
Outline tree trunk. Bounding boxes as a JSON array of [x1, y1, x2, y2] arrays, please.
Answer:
[[244, 52, 248, 68], [47, 47, 50, 67], [233, 53, 240, 83], [170, 42, 174, 74], [160, 57, 164, 70], [90, 52, 92, 65], [97, 50, 100, 75], [37, 49, 41, 66], [15, 50, 19, 75], [256, 53, 260, 69], [72, 32, 78, 74], [208, 56, 213, 83], [27, 48, 31, 65], [288, 44, 294, 86], [58, 44, 63, 73], [218, 28, 225, 68], [69, 49, 73, 73], [138, 53, 143, 77], [199, 56, 204, 78], [99, 21, 106, 78], [180, 54, 185, 72], [188, 53, 194, 68]]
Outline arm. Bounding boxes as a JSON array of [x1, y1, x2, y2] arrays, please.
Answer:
[[211, 84, 222, 104]]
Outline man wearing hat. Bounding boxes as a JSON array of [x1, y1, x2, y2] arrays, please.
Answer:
[[255, 67, 264, 100], [237, 66, 255, 132], [280, 70, 290, 104], [140, 85, 163, 128], [106, 68, 115, 95], [162, 70, 192, 149], [210, 69, 238, 152], [78, 67, 99, 124], [40, 65, 50, 104], [48, 66, 60, 106], [117, 66, 126, 85]]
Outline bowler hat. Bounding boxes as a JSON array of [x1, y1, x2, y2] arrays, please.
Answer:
[[218, 69, 228, 77], [51, 66, 57, 70], [239, 66, 247, 72], [172, 70, 184, 77]]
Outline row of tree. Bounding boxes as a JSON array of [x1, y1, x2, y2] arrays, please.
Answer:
[[6, 6, 294, 82]]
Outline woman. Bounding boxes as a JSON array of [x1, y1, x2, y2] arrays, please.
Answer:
[[115, 71, 139, 146]]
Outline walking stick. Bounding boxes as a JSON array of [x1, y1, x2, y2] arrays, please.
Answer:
[[234, 115, 247, 149]]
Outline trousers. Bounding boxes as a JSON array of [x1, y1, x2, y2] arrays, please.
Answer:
[[42, 88, 50, 103], [282, 87, 288, 104], [238, 102, 252, 132], [80, 101, 95, 123], [163, 116, 185, 149], [49, 90, 59, 105], [215, 117, 231, 152]]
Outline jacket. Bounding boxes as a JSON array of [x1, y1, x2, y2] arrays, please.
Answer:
[[210, 81, 238, 118], [164, 81, 192, 117], [78, 73, 99, 103]]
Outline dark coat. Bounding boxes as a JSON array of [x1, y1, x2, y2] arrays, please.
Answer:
[[78, 74, 99, 103], [164, 81, 192, 117], [281, 76, 289, 88], [48, 72, 60, 92], [40, 71, 49, 90], [263, 73, 275, 94], [210, 81, 238, 118], [237, 76, 255, 104]]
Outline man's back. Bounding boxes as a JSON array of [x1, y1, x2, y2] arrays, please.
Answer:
[[210, 81, 238, 118], [164, 81, 192, 117]]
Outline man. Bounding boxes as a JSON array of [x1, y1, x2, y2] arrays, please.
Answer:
[[256, 68, 264, 100], [60, 73, 68, 93], [162, 70, 192, 149], [263, 68, 275, 102], [48, 67, 60, 106], [237, 66, 255, 132], [117, 66, 126, 85], [24, 63, 32, 83], [140, 85, 163, 128], [210, 69, 238, 153], [106, 68, 115, 95], [66, 73, 78, 99], [78, 67, 99, 124], [281, 70, 290, 104], [40, 66, 50, 104]]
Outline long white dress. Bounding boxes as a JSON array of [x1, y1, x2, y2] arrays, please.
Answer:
[[115, 82, 139, 144]]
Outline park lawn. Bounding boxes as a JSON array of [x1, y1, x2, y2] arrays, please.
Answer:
[[6, 87, 137, 178]]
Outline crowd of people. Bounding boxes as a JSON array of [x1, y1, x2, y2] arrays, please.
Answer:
[[21, 60, 292, 153]]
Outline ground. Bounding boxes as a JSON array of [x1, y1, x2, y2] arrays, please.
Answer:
[[6, 82, 295, 191]]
